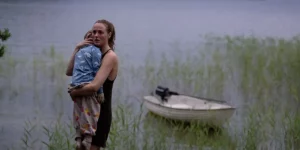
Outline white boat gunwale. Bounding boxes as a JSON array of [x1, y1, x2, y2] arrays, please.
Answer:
[[143, 95, 236, 111]]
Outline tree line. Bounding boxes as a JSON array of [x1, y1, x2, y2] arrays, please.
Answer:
[[0, 28, 11, 58]]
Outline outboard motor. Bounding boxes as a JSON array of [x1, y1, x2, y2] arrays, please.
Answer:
[[155, 86, 179, 102]]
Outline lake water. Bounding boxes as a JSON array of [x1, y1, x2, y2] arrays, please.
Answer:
[[0, 0, 300, 149]]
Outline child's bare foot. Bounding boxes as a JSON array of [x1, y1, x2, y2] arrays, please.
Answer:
[[82, 135, 92, 150], [75, 137, 82, 150]]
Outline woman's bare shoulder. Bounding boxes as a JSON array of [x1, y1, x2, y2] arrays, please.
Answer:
[[104, 50, 118, 63]]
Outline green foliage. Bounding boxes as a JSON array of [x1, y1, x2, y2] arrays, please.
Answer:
[[0, 28, 11, 57]]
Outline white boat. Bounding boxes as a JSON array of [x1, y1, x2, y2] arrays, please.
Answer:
[[143, 94, 236, 126]]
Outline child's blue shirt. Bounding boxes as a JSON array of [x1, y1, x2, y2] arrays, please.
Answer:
[[71, 45, 103, 94]]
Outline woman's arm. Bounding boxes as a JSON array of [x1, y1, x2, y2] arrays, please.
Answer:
[[70, 52, 118, 97]]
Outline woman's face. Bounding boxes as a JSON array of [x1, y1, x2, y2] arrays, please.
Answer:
[[92, 23, 110, 47]]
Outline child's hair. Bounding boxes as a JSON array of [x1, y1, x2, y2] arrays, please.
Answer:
[[84, 30, 93, 40]]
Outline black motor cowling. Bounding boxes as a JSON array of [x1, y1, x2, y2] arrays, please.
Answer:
[[155, 86, 179, 102]]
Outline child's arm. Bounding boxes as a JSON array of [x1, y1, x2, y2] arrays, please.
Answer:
[[65, 48, 79, 76], [65, 39, 93, 76]]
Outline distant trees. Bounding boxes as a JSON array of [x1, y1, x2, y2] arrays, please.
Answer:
[[0, 28, 11, 57]]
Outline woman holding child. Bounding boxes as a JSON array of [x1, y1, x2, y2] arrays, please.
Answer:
[[66, 19, 119, 150]]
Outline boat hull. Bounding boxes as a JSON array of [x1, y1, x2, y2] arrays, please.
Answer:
[[143, 95, 235, 126]]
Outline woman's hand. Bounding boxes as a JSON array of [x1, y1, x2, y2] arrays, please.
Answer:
[[69, 90, 77, 101], [75, 38, 93, 50]]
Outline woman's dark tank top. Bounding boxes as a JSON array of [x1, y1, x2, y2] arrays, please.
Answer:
[[101, 49, 115, 112], [91, 49, 116, 147], [102, 79, 114, 112]]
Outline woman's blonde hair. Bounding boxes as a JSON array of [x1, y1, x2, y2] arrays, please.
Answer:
[[94, 19, 116, 50]]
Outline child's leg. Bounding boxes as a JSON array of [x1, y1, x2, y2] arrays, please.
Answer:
[[73, 97, 84, 150], [82, 134, 93, 150], [80, 94, 100, 134], [97, 93, 105, 104], [70, 82, 100, 149], [79, 94, 101, 150], [70, 84, 82, 137], [72, 94, 83, 137]]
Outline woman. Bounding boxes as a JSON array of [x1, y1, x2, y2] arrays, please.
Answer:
[[69, 19, 119, 150]]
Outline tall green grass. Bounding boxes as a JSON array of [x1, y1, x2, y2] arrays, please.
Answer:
[[0, 34, 300, 150]]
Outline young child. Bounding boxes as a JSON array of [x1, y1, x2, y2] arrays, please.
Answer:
[[68, 30, 104, 150]]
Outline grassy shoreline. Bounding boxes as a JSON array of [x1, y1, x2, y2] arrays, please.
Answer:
[[1, 34, 300, 150]]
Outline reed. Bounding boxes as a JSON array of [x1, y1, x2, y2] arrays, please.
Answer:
[[1, 34, 300, 150]]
